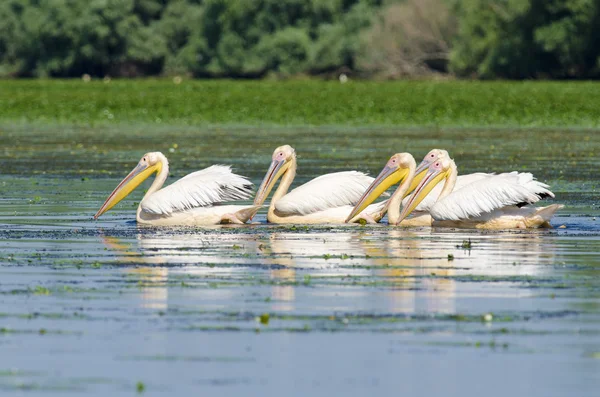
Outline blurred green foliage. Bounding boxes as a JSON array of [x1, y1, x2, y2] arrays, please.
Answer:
[[0, 0, 599, 79], [451, 0, 600, 79], [0, 0, 379, 78]]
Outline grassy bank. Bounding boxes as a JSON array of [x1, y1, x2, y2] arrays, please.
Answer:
[[0, 79, 599, 128]]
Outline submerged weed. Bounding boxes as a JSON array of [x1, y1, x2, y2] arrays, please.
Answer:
[[32, 286, 51, 295], [259, 313, 270, 325], [457, 239, 473, 249]]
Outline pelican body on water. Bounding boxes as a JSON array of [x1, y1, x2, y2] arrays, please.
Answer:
[[253, 145, 392, 224], [94, 152, 260, 226], [347, 149, 561, 229], [94, 148, 562, 229], [397, 151, 563, 229]]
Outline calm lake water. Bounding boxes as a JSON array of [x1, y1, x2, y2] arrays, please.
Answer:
[[1, 125, 599, 396]]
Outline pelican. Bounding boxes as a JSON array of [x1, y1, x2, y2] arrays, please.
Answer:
[[345, 150, 485, 226], [253, 145, 391, 224], [387, 149, 495, 225], [347, 149, 556, 227], [405, 150, 493, 211], [397, 151, 563, 229], [345, 152, 418, 224], [94, 152, 260, 226]]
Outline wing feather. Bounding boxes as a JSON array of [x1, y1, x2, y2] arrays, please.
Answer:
[[430, 172, 554, 221], [403, 172, 491, 212], [141, 165, 253, 215], [274, 171, 377, 215]]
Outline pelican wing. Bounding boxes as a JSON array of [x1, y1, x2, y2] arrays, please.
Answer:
[[275, 171, 377, 215], [403, 172, 491, 212], [141, 165, 253, 215], [430, 172, 554, 221]]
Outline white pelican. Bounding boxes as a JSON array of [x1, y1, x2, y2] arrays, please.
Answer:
[[397, 151, 563, 229], [347, 149, 553, 227], [94, 152, 260, 226], [344, 150, 478, 226], [345, 152, 418, 224], [406, 150, 492, 210], [388, 149, 494, 225], [253, 145, 392, 224]]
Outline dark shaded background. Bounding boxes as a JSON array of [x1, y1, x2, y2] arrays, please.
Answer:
[[1, 0, 599, 79]]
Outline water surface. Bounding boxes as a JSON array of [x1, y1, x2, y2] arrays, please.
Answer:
[[1, 125, 599, 396]]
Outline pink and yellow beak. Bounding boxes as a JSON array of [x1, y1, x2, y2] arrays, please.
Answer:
[[94, 161, 161, 219], [345, 161, 409, 223], [253, 158, 290, 206], [415, 158, 432, 176], [344, 156, 430, 223], [396, 163, 451, 224]]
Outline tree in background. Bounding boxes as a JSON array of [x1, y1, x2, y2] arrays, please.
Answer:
[[180, 0, 379, 77], [450, 0, 600, 79], [0, 0, 167, 77], [357, 0, 456, 78], [1, 0, 600, 79], [0, 0, 381, 78]]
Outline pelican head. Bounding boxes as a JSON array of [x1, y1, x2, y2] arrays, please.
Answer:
[[417, 149, 449, 174], [94, 152, 164, 219], [345, 153, 415, 222], [397, 152, 454, 224], [254, 145, 296, 205]]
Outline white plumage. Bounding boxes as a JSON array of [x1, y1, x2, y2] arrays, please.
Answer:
[[403, 172, 491, 212], [255, 145, 390, 224], [142, 165, 252, 215], [396, 151, 562, 229], [94, 152, 260, 226], [274, 171, 377, 215], [429, 172, 553, 221]]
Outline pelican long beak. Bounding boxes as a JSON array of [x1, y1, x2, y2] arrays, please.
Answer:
[[396, 166, 450, 224], [345, 165, 409, 223], [253, 159, 288, 205], [94, 162, 161, 219], [399, 158, 436, 197], [415, 159, 431, 176], [404, 164, 429, 197]]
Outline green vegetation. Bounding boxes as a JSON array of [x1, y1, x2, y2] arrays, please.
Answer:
[[458, 239, 473, 249], [1, 79, 600, 127], [136, 381, 145, 393], [452, 0, 600, 79], [0, 0, 379, 78], [259, 313, 270, 325], [303, 275, 312, 285], [32, 286, 51, 295], [1, 0, 599, 79]]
